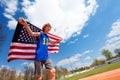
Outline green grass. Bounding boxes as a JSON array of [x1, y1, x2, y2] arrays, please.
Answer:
[[63, 62, 120, 80]]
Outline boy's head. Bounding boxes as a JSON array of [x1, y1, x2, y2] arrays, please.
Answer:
[[42, 23, 51, 34]]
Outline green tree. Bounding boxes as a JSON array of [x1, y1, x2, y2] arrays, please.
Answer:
[[102, 49, 113, 60], [114, 49, 120, 57], [91, 59, 105, 66]]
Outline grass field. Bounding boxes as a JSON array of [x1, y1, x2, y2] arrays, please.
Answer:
[[63, 61, 120, 80]]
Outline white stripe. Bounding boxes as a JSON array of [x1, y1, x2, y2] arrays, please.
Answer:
[[48, 46, 59, 49], [11, 42, 36, 47], [49, 38, 56, 41], [48, 43, 60, 45], [9, 49, 36, 53], [8, 55, 35, 59], [48, 51, 59, 54]]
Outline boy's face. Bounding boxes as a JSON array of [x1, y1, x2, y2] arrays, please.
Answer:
[[44, 25, 51, 34]]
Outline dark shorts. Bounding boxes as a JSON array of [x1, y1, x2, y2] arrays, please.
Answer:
[[34, 58, 54, 77]]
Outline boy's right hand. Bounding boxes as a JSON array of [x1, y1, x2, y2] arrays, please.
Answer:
[[18, 17, 27, 26]]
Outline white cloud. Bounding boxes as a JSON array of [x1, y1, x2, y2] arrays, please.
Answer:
[[107, 19, 120, 38], [102, 19, 120, 52], [57, 49, 91, 66], [83, 50, 91, 54], [2, 0, 98, 41], [21, 0, 98, 41], [7, 19, 17, 29], [57, 53, 82, 66], [84, 56, 92, 60], [106, 36, 120, 44], [69, 38, 78, 44], [83, 34, 89, 38], [1, 65, 8, 68], [1, 0, 18, 15], [0, 65, 9, 69], [73, 62, 82, 68], [22, 62, 34, 68], [2, 0, 18, 29]]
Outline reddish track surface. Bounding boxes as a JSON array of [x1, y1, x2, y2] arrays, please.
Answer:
[[79, 68, 120, 80]]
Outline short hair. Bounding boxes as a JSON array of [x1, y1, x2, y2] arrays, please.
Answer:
[[42, 23, 51, 31]]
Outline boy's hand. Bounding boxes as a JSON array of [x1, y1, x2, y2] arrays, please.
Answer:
[[18, 17, 27, 26], [57, 38, 63, 43]]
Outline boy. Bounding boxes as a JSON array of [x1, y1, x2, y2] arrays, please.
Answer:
[[19, 17, 62, 80]]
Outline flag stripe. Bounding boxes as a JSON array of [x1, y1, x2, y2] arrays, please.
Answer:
[[48, 49, 59, 51], [11, 42, 37, 47], [48, 47, 59, 49], [10, 46, 36, 50], [8, 55, 35, 62], [9, 49, 36, 53], [8, 55, 35, 59], [8, 52, 35, 56], [8, 58, 34, 62], [48, 33, 61, 39], [48, 51, 59, 53]]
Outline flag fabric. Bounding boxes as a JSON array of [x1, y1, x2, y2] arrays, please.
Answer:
[[8, 22, 61, 62]]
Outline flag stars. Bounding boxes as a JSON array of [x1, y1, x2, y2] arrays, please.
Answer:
[[16, 23, 41, 44]]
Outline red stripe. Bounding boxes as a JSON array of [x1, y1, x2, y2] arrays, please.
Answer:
[[48, 49, 59, 51], [48, 45, 59, 47], [8, 52, 35, 56], [10, 45, 36, 50], [8, 57, 35, 62]]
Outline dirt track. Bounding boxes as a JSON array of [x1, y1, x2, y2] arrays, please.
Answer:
[[78, 68, 120, 80]]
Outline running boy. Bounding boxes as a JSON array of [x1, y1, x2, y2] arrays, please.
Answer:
[[19, 17, 62, 80]]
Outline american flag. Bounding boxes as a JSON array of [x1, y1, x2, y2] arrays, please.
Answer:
[[8, 22, 61, 62]]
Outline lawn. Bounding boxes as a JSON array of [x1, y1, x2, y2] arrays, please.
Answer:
[[62, 61, 120, 80]]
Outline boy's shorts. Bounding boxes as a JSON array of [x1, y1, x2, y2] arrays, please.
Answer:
[[34, 58, 54, 78]]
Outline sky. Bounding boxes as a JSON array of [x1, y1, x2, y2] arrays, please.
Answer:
[[0, 0, 120, 72]]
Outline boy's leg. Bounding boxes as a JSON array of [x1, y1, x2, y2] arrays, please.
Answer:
[[44, 59, 55, 80], [34, 61, 43, 80], [49, 68, 55, 80]]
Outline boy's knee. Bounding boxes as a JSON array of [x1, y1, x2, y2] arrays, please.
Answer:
[[49, 68, 55, 80], [52, 68, 55, 72], [50, 68, 55, 74], [50, 68, 55, 76]]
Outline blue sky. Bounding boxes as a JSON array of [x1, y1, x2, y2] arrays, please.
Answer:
[[0, 0, 120, 72]]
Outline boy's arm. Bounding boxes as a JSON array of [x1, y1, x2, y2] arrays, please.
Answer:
[[50, 38, 62, 44], [18, 17, 40, 37]]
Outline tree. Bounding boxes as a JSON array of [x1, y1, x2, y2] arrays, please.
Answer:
[[23, 65, 34, 80], [0, 67, 10, 80], [102, 49, 113, 60], [114, 49, 120, 57], [91, 59, 105, 66], [9, 68, 17, 80], [55, 66, 69, 79]]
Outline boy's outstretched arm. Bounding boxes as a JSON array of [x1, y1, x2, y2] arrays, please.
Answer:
[[18, 17, 40, 37], [50, 38, 62, 44]]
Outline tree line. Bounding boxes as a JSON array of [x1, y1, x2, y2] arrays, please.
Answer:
[[0, 65, 70, 80]]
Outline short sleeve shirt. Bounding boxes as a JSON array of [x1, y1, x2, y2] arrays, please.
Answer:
[[35, 32, 49, 60]]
